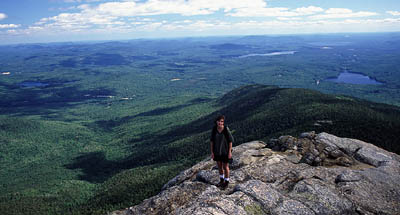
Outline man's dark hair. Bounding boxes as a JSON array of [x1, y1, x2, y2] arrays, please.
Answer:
[[215, 115, 225, 124]]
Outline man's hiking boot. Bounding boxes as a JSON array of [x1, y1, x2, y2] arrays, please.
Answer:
[[220, 180, 229, 190], [216, 178, 225, 187]]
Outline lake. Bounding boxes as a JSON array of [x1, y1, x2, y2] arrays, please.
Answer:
[[325, 72, 383, 85], [238, 51, 296, 58]]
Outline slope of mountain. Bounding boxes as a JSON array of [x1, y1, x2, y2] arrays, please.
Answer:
[[1, 84, 400, 215], [163, 84, 400, 156], [97, 84, 400, 214]]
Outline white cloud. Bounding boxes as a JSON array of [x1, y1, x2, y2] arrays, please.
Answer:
[[30, 0, 270, 33], [295, 6, 324, 15], [310, 8, 377, 20], [0, 24, 20, 29], [38, 11, 121, 31], [45, 1, 383, 23], [186, 20, 230, 31], [27, 1, 378, 36], [387, 11, 400, 16], [146, 16, 400, 35], [29, 26, 45, 31], [277, 17, 303, 21], [0, 13, 7, 20], [326, 8, 352, 14], [138, 22, 163, 31], [7, 0, 398, 41], [77, 4, 91, 10], [228, 7, 296, 17], [63, 0, 101, 3], [80, 0, 267, 17], [228, 5, 324, 17], [214, 18, 399, 35]]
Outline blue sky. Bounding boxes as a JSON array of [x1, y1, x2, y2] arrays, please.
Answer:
[[1, 0, 400, 44]]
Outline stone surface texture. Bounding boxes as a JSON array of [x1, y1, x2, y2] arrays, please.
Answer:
[[110, 132, 400, 215]]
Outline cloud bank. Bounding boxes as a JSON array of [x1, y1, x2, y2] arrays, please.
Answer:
[[1, 0, 400, 43], [387, 11, 400, 16], [0, 24, 21, 29]]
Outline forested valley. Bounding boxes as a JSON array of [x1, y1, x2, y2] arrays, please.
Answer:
[[1, 33, 400, 214]]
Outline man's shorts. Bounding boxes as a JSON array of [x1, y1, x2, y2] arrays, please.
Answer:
[[213, 155, 233, 164]]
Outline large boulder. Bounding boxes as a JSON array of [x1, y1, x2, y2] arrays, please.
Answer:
[[110, 132, 400, 215]]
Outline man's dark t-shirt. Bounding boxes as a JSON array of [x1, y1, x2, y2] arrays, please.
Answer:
[[210, 126, 234, 162]]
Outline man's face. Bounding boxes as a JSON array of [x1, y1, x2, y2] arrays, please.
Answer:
[[217, 119, 224, 127]]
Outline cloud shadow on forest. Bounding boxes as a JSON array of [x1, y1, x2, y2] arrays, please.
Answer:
[[0, 80, 116, 117]]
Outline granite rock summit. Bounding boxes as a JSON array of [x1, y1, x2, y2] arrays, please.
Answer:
[[110, 132, 400, 215]]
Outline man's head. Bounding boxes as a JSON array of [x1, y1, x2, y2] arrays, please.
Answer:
[[215, 115, 225, 127]]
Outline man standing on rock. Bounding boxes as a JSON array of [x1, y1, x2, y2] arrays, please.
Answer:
[[210, 115, 234, 189]]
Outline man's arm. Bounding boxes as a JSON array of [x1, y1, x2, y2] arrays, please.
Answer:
[[228, 142, 232, 159], [210, 141, 214, 159]]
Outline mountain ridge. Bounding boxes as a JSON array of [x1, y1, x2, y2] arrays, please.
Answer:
[[162, 84, 400, 156], [2, 84, 400, 214], [110, 132, 400, 215], [105, 85, 400, 214]]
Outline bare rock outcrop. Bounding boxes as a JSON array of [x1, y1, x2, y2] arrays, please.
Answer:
[[110, 132, 400, 215]]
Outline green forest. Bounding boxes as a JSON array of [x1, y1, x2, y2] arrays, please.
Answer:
[[1, 33, 400, 214]]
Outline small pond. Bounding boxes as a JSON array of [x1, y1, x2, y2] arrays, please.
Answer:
[[325, 72, 383, 85]]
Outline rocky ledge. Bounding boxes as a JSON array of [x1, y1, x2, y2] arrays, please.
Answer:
[[110, 132, 400, 215]]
